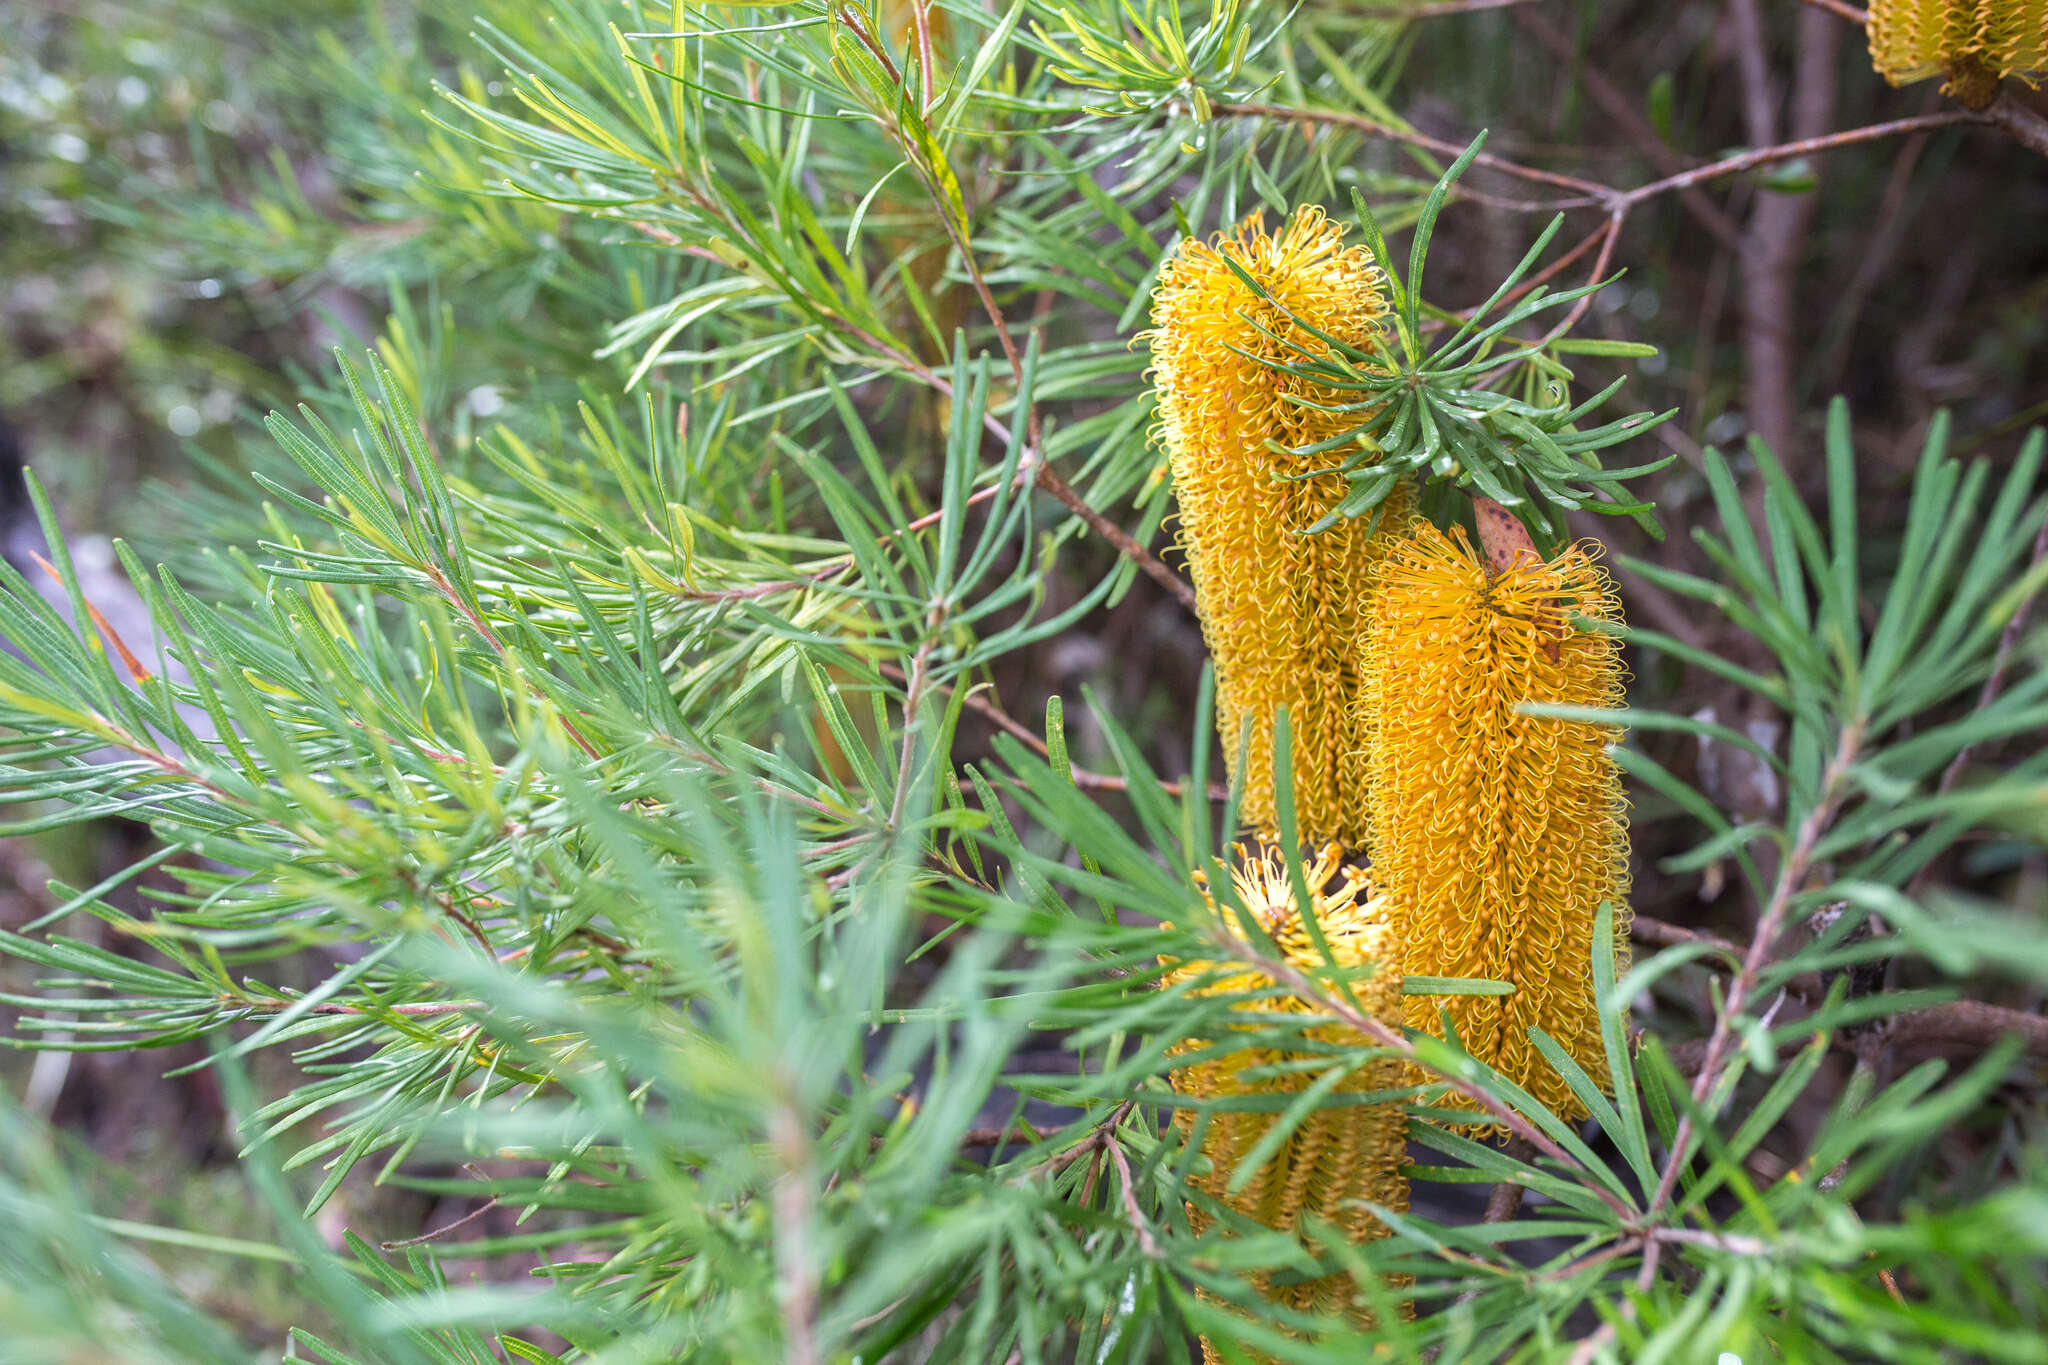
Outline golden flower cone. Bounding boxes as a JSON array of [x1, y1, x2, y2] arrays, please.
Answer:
[[1148, 206, 1411, 847], [1867, 0, 2048, 101], [1163, 840, 1409, 1359], [1363, 521, 1629, 1125]]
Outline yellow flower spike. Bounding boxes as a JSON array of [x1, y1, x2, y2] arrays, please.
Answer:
[[1163, 840, 1409, 1358], [1147, 206, 1411, 847], [1363, 521, 1630, 1126], [1866, 0, 2048, 103]]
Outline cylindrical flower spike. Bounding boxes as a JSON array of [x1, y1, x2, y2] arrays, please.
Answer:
[[1363, 521, 1629, 1125], [1148, 207, 1411, 847], [1163, 840, 1408, 1359], [1867, 0, 2048, 104]]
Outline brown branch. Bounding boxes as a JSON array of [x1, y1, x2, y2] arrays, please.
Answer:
[[909, 0, 936, 110], [1478, 217, 1619, 311], [1484, 1137, 1534, 1223], [832, 4, 902, 87], [1039, 465, 1197, 613], [423, 563, 603, 761], [381, 1195, 501, 1249], [1036, 1100, 1136, 1176], [1667, 999, 2048, 1072], [1353, 0, 1544, 16], [1629, 915, 1741, 955], [886, 615, 942, 833], [1206, 931, 1637, 1219], [1537, 209, 1625, 351], [1610, 110, 1982, 211], [1728, 0, 1776, 153], [1981, 90, 2048, 157], [1799, 0, 1868, 22], [1632, 910, 1828, 1002], [220, 995, 482, 1019], [1644, 721, 1862, 1214], [768, 1092, 823, 1365], [1733, 2, 1841, 463], [1104, 1126, 1163, 1258], [1873, 1000, 2048, 1055], [1212, 101, 1613, 198], [875, 665, 1230, 802], [892, 93, 1201, 614]]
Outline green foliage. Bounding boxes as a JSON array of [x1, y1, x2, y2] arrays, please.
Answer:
[[1287, 144, 1676, 549], [2, 1, 2045, 1361]]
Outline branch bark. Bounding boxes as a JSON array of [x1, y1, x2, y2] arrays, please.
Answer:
[[1730, 1, 1840, 463]]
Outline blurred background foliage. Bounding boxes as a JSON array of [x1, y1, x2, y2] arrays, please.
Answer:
[[1, 0, 2045, 1359]]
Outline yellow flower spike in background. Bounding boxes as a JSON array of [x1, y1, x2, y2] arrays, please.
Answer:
[[1364, 520, 1630, 1125], [1163, 840, 1408, 1359], [1147, 206, 1411, 847], [1867, 0, 2048, 105]]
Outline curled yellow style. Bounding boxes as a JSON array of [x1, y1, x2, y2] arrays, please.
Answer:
[[1866, 0, 2048, 102], [1363, 522, 1629, 1124], [1163, 840, 1408, 1358], [1148, 206, 1411, 846]]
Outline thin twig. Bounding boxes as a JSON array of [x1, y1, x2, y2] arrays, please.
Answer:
[[1036, 1100, 1135, 1176], [909, 0, 936, 111], [1609, 111, 1981, 211], [1470, 217, 1622, 316], [1483, 1137, 1534, 1223], [1207, 932, 1637, 1219], [1874, 1000, 2048, 1056], [770, 1095, 822, 1365], [886, 616, 941, 833], [425, 563, 602, 760], [1648, 1226, 1772, 1255], [896, 102, 1201, 614], [1820, 105, 1936, 389], [380, 1195, 501, 1249], [1523, 209, 1624, 356], [1104, 1126, 1163, 1257], [1213, 101, 1613, 198], [1629, 915, 1741, 956], [842, 298, 1198, 614], [1798, 0, 1867, 21], [1981, 90, 2048, 157], [1351, 0, 1545, 16], [876, 662, 1230, 801], [1036, 465, 1199, 614], [232, 996, 482, 1018], [1644, 723, 1863, 1215]]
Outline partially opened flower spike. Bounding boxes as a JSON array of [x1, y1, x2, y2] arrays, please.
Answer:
[[1867, 0, 2048, 104], [1147, 206, 1413, 848], [1162, 839, 1409, 1359], [1363, 520, 1630, 1125]]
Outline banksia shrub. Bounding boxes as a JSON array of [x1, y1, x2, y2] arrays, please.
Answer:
[[1163, 840, 1408, 1358], [1148, 207, 1411, 847], [1866, 0, 2048, 102], [1363, 521, 1629, 1123]]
